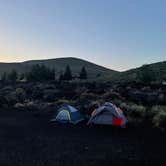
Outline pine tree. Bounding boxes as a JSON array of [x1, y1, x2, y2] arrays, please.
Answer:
[[59, 73, 64, 82], [8, 69, 18, 82], [1, 72, 7, 82], [50, 68, 55, 81], [63, 65, 72, 80], [26, 64, 55, 81], [79, 66, 87, 79], [19, 73, 25, 80]]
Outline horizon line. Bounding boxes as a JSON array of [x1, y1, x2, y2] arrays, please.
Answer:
[[0, 56, 165, 72]]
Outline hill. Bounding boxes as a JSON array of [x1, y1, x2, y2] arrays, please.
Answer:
[[0, 57, 118, 80], [0, 58, 165, 82], [117, 61, 166, 82]]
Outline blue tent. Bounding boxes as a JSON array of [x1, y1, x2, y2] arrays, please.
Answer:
[[51, 105, 84, 124]]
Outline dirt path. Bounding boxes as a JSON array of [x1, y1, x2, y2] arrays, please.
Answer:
[[0, 109, 165, 166]]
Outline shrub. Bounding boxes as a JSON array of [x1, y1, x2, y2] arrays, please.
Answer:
[[112, 99, 122, 106], [80, 92, 98, 101], [0, 95, 8, 108], [102, 91, 121, 100], [15, 88, 26, 102], [5, 92, 18, 106], [120, 102, 146, 116], [129, 104, 146, 118], [120, 102, 146, 126], [14, 103, 25, 109], [75, 86, 87, 94], [54, 99, 75, 107], [4, 88, 26, 106], [152, 106, 166, 130], [120, 102, 130, 111], [151, 105, 163, 116]]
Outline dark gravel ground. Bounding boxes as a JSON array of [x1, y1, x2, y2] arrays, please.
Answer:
[[0, 109, 165, 166]]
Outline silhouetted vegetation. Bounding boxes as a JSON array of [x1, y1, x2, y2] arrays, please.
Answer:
[[8, 70, 18, 82], [19, 73, 25, 81], [1, 70, 18, 82], [26, 64, 55, 82], [58, 73, 64, 82], [136, 65, 158, 83], [96, 73, 101, 78], [0, 57, 118, 82], [1, 72, 7, 82], [79, 66, 87, 79], [0, 64, 89, 83], [63, 65, 72, 81]]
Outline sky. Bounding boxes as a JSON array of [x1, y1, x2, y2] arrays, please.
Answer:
[[0, 0, 165, 71]]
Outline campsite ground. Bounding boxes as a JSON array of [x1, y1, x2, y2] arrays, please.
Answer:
[[0, 109, 165, 166]]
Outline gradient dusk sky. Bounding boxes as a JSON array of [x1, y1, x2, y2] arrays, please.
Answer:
[[0, 0, 165, 71]]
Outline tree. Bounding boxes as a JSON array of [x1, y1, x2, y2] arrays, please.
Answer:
[[1, 72, 7, 82], [26, 64, 55, 82], [19, 73, 25, 80], [79, 66, 87, 79], [49, 68, 55, 81], [8, 69, 18, 82], [26, 64, 40, 81], [96, 73, 101, 78], [58, 73, 64, 82], [63, 65, 72, 80]]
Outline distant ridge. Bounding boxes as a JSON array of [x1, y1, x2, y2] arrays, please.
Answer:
[[0, 57, 118, 80], [0, 57, 165, 81], [114, 60, 166, 82]]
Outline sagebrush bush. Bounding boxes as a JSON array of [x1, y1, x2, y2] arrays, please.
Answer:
[[120, 102, 146, 126], [54, 99, 76, 107], [15, 88, 26, 102], [130, 104, 146, 117], [120, 102, 132, 112], [151, 106, 162, 116], [152, 106, 166, 130], [120, 102, 146, 115], [102, 91, 121, 100], [112, 99, 122, 107], [79, 92, 98, 100]]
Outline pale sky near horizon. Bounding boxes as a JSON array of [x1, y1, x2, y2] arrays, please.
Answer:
[[0, 0, 165, 71]]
